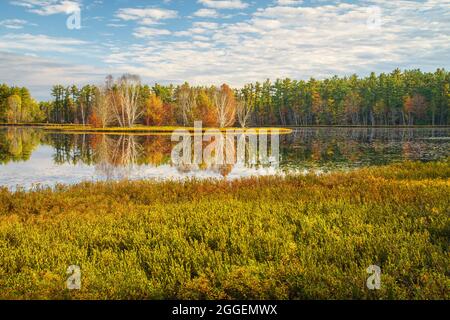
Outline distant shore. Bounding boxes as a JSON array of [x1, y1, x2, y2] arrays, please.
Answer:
[[1, 122, 449, 131], [0, 123, 293, 134]]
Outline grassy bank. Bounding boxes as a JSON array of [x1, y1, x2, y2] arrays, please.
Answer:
[[0, 161, 449, 300]]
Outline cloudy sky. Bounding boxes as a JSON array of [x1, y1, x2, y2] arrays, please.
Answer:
[[0, 0, 449, 100]]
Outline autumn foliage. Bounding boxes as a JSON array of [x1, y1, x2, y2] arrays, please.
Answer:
[[195, 89, 217, 127], [5, 68, 448, 127], [144, 94, 164, 126], [88, 111, 102, 128]]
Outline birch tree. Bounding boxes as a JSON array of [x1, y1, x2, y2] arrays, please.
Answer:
[[109, 74, 142, 127], [93, 86, 113, 128], [176, 83, 197, 126], [213, 84, 236, 128], [120, 74, 142, 127], [236, 98, 252, 128]]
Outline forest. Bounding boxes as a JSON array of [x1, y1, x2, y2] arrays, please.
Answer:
[[0, 68, 449, 127], [0, 85, 45, 124]]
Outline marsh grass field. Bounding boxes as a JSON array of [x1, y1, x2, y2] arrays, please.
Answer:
[[0, 160, 448, 300]]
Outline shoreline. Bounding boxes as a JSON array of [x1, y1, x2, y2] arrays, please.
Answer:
[[1, 123, 449, 129], [0, 123, 293, 134]]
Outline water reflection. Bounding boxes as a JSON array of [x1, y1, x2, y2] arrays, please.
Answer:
[[281, 127, 449, 170], [0, 127, 448, 189], [0, 128, 41, 164]]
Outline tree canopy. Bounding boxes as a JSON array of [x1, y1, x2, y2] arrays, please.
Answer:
[[1, 68, 448, 127]]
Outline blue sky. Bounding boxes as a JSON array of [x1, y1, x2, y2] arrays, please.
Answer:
[[0, 0, 449, 100]]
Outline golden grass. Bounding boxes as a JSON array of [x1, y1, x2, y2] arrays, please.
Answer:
[[0, 160, 449, 300], [0, 123, 293, 135]]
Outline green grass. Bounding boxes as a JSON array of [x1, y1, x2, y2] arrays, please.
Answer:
[[0, 161, 449, 300]]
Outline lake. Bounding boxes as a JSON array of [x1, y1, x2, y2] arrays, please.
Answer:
[[0, 127, 449, 190]]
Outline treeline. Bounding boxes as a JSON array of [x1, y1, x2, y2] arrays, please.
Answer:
[[47, 75, 239, 128], [1, 68, 449, 127], [244, 68, 449, 126], [0, 84, 45, 123]]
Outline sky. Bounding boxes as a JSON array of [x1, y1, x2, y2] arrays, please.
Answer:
[[0, 0, 449, 100]]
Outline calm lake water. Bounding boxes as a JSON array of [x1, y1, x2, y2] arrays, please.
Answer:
[[0, 127, 449, 190]]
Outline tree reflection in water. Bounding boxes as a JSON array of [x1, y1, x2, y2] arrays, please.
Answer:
[[0, 127, 448, 182], [93, 135, 143, 180], [0, 128, 42, 164]]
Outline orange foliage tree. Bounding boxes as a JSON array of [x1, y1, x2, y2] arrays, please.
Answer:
[[195, 89, 218, 127], [404, 93, 427, 125], [88, 111, 102, 128], [162, 103, 176, 126], [144, 94, 164, 126]]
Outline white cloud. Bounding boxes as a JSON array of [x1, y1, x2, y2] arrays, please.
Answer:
[[106, 23, 127, 28], [276, 0, 303, 6], [102, 0, 450, 87], [194, 8, 219, 18], [192, 35, 210, 41], [174, 23, 219, 38], [193, 22, 219, 29], [10, 0, 81, 15], [0, 19, 30, 29], [3, 0, 450, 100], [115, 7, 178, 25], [133, 27, 171, 38], [0, 52, 108, 100], [198, 0, 248, 10], [0, 33, 88, 53]]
